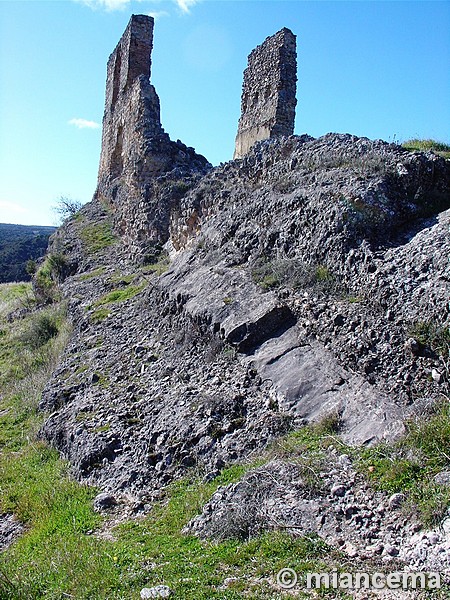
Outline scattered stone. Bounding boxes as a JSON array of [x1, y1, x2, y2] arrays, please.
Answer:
[[383, 543, 399, 557], [431, 369, 443, 383], [404, 338, 420, 355], [388, 493, 406, 510], [93, 493, 117, 511], [220, 577, 239, 589], [343, 541, 358, 557], [331, 484, 347, 497], [140, 585, 173, 599], [433, 471, 450, 487]]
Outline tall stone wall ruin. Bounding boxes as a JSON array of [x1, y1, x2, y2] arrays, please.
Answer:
[[234, 28, 297, 159], [93, 17, 297, 259], [95, 15, 210, 256]]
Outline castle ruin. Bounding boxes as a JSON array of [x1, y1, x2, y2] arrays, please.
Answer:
[[94, 17, 297, 255], [234, 28, 297, 159], [95, 15, 209, 252]]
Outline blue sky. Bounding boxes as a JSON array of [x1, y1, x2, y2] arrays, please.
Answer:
[[0, 0, 449, 226]]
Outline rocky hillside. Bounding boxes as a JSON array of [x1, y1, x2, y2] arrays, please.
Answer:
[[2, 15, 449, 597], [27, 133, 448, 580], [40, 133, 449, 486]]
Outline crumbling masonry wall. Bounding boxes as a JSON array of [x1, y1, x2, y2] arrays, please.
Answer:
[[95, 15, 209, 256], [234, 28, 297, 159]]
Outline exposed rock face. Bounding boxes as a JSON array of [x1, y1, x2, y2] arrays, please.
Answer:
[[233, 28, 297, 159], [0, 514, 24, 552], [36, 18, 450, 582], [95, 15, 210, 259], [40, 133, 450, 498]]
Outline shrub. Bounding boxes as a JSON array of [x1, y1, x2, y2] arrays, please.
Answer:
[[34, 254, 67, 303], [52, 196, 83, 224], [21, 313, 59, 349]]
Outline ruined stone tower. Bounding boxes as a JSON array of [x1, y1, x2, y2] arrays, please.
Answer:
[[97, 15, 162, 189], [95, 15, 209, 254], [234, 28, 297, 159]]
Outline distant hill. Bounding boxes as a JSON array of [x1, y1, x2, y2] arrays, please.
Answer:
[[0, 223, 56, 283]]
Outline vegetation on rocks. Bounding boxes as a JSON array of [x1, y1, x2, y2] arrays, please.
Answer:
[[79, 221, 116, 254], [403, 138, 450, 159], [358, 401, 450, 527]]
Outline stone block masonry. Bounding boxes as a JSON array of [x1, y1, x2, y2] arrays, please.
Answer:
[[234, 28, 297, 159], [94, 15, 210, 256]]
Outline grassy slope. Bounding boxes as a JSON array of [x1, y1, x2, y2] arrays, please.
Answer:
[[0, 281, 448, 599]]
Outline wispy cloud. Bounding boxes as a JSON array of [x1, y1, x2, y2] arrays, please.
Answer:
[[0, 200, 27, 214], [76, 0, 131, 11], [148, 10, 170, 20], [75, 0, 200, 14], [174, 0, 200, 13], [68, 118, 100, 130]]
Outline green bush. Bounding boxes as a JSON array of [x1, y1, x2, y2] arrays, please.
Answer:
[[21, 313, 59, 349], [34, 254, 67, 303]]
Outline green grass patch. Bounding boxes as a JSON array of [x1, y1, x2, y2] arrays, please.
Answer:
[[358, 401, 450, 526], [79, 267, 106, 281], [403, 138, 450, 159], [0, 283, 34, 320], [92, 283, 146, 308], [109, 272, 136, 285], [79, 221, 116, 254], [141, 252, 171, 276]]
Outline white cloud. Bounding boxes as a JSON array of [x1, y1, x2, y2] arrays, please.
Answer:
[[148, 10, 170, 20], [76, 0, 131, 11], [75, 0, 199, 15], [174, 0, 200, 14], [68, 118, 101, 130], [0, 201, 27, 214]]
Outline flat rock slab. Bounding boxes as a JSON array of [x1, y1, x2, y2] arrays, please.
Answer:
[[160, 263, 294, 352], [244, 326, 405, 445]]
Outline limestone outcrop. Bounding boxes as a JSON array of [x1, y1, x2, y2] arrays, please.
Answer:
[[233, 28, 297, 159], [34, 17, 450, 581]]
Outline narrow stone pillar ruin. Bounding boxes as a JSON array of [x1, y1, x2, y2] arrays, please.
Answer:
[[234, 28, 297, 159], [95, 15, 209, 254]]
